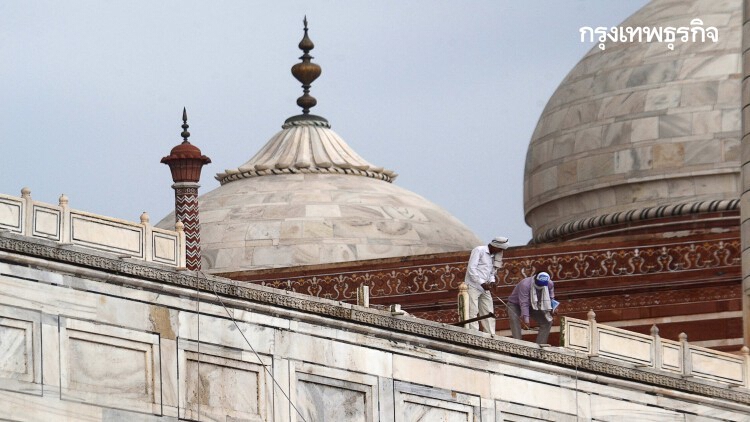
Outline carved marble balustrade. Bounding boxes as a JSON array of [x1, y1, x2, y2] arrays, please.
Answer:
[[561, 312, 750, 389], [0, 189, 186, 268]]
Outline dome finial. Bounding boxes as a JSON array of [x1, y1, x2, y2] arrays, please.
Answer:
[[299, 16, 314, 53], [181, 107, 190, 143], [291, 16, 321, 115]]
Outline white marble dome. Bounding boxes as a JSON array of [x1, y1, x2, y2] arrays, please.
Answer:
[[524, 0, 741, 243], [160, 117, 481, 273]]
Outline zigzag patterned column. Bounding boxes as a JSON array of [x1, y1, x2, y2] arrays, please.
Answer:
[[173, 182, 202, 270], [161, 108, 211, 272]]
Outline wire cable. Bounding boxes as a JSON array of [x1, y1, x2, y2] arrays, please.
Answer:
[[573, 348, 580, 421], [195, 269, 201, 420], [196, 271, 308, 422]]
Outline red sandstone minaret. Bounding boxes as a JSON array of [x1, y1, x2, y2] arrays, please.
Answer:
[[161, 108, 211, 271]]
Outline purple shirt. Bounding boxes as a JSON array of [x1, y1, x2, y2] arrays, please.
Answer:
[[508, 276, 555, 320]]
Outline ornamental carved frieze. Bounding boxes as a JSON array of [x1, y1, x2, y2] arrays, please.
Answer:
[[254, 238, 741, 302], [500, 239, 740, 285], [260, 263, 466, 301]]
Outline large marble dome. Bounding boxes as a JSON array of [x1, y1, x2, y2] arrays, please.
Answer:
[[185, 118, 480, 272], [524, 0, 741, 243], [158, 23, 481, 272]]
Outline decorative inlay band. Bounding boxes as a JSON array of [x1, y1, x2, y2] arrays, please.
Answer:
[[253, 238, 740, 299], [259, 263, 465, 300], [501, 239, 740, 284], [217, 166, 394, 185]]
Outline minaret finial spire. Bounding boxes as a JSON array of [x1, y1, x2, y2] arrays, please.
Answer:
[[181, 107, 190, 143], [291, 16, 322, 116]]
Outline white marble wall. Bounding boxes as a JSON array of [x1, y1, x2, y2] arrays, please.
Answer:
[[0, 242, 748, 421]]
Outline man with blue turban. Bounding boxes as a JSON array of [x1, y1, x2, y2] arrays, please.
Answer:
[[507, 272, 556, 344]]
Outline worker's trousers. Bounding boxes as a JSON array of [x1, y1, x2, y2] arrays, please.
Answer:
[[507, 302, 551, 345], [467, 287, 495, 334]]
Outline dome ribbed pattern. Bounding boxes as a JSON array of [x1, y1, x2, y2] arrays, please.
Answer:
[[216, 120, 396, 185]]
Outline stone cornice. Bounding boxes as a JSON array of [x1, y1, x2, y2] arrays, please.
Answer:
[[217, 165, 395, 185], [532, 199, 739, 243], [0, 232, 748, 405]]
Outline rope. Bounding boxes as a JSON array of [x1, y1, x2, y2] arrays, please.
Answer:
[[197, 271, 308, 422]]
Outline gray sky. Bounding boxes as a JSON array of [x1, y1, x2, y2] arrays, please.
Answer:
[[0, 1, 649, 246]]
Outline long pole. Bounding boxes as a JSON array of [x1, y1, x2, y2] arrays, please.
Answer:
[[491, 291, 532, 331], [452, 312, 494, 326], [454, 289, 533, 331]]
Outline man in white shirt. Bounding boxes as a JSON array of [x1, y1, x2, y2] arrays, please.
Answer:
[[463, 236, 509, 333]]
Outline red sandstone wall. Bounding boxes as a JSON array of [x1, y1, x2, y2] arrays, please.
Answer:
[[221, 230, 742, 351]]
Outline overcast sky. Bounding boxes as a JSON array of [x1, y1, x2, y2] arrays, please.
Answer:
[[0, 1, 650, 246]]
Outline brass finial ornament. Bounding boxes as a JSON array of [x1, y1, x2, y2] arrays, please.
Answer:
[[181, 107, 190, 142], [161, 107, 211, 183], [287, 16, 327, 124]]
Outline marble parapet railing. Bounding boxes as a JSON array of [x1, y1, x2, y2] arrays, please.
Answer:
[[561, 311, 750, 390], [0, 189, 185, 268]]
